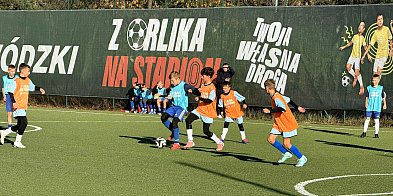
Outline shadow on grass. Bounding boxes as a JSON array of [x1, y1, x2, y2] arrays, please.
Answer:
[[175, 161, 297, 196], [304, 128, 356, 137], [192, 146, 295, 166], [315, 140, 393, 153]]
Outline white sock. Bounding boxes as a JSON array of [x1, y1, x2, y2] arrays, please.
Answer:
[[186, 129, 193, 141], [357, 74, 363, 87], [210, 133, 223, 144], [15, 134, 23, 143], [221, 128, 228, 140], [348, 69, 355, 77], [3, 129, 12, 136], [374, 119, 380, 134], [240, 131, 246, 140], [363, 118, 370, 133]]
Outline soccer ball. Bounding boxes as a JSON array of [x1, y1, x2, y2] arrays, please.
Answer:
[[127, 18, 147, 51], [341, 76, 350, 87], [155, 137, 166, 148]]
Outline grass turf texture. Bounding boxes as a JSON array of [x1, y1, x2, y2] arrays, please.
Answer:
[[0, 107, 392, 195]]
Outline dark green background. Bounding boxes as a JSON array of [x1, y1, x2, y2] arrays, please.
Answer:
[[0, 5, 392, 112]]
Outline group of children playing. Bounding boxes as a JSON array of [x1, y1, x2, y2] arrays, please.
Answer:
[[158, 67, 308, 167]]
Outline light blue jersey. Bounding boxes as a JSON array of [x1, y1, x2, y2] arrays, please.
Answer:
[[157, 87, 166, 96], [2, 75, 18, 95], [366, 85, 384, 112], [170, 81, 188, 111]]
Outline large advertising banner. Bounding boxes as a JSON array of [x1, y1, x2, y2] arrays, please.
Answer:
[[0, 6, 392, 112]]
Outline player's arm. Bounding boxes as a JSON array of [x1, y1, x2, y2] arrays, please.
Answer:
[[234, 91, 247, 109], [2, 88, 5, 102], [283, 95, 305, 113], [382, 91, 387, 110], [199, 90, 215, 104], [184, 83, 200, 96], [364, 90, 369, 108], [389, 39, 393, 57], [263, 98, 286, 114], [29, 81, 45, 94], [339, 41, 353, 50]]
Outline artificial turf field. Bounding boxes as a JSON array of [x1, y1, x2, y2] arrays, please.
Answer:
[[0, 106, 392, 195]]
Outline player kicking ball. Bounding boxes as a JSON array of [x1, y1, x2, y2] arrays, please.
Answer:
[[218, 81, 249, 144], [360, 74, 386, 138], [263, 79, 307, 167]]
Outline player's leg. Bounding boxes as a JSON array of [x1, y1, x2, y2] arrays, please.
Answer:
[[147, 99, 154, 114], [170, 117, 182, 150], [373, 112, 381, 138], [237, 117, 248, 144], [1, 115, 18, 145], [5, 94, 13, 129], [346, 58, 356, 80], [202, 122, 224, 151], [156, 99, 162, 114], [161, 108, 174, 140], [220, 117, 232, 142], [354, 58, 364, 95], [162, 99, 168, 113], [283, 133, 307, 167], [184, 112, 199, 149], [13, 116, 27, 148], [268, 129, 291, 163], [361, 111, 372, 138]]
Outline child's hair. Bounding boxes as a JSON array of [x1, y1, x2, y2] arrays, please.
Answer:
[[8, 64, 16, 69], [373, 74, 380, 78], [264, 79, 275, 89], [201, 67, 214, 78], [222, 81, 231, 87], [169, 71, 180, 79], [19, 63, 30, 70]]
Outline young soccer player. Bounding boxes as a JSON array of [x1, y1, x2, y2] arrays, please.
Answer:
[[160, 72, 197, 150], [1, 63, 45, 148], [339, 22, 367, 95], [263, 79, 307, 167], [361, 14, 393, 78], [184, 67, 224, 151], [153, 81, 168, 114], [360, 74, 387, 138], [2, 65, 18, 131], [218, 81, 249, 144]]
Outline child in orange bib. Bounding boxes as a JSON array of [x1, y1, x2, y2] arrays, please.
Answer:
[[263, 79, 307, 167]]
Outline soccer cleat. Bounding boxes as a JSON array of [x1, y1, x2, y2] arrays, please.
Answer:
[[183, 141, 195, 149], [13, 142, 26, 149], [296, 156, 308, 167], [360, 132, 366, 138], [216, 143, 224, 151], [374, 134, 379, 138], [278, 152, 293, 163], [242, 139, 250, 144], [217, 114, 223, 119], [170, 143, 181, 150]]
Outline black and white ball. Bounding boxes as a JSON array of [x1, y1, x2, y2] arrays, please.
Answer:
[[127, 18, 147, 51], [341, 76, 350, 87], [155, 137, 166, 148]]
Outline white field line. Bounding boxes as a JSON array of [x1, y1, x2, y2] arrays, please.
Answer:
[[294, 173, 393, 196]]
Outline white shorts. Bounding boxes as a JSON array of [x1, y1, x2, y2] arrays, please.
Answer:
[[224, 116, 244, 124], [270, 128, 297, 138], [374, 57, 387, 73], [347, 56, 360, 70], [191, 110, 213, 124]]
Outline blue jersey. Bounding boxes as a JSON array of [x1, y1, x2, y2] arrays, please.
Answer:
[[170, 81, 189, 111], [157, 87, 166, 96], [2, 75, 18, 95], [133, 88, 142, 97], [366, 85, 384, 112]]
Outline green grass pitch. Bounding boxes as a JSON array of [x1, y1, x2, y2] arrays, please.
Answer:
[[0, 107, 392, 195]]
